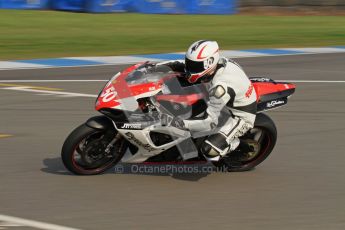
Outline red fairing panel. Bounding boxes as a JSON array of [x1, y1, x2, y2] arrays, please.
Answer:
[[155, 93, 204, 106], [96, 63, 296, 111], [95, 63, 162, 111], [253, 82, 296, 101], [156, 82, 296, 106]]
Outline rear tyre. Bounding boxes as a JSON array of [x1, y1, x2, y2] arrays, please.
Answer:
[[213, 113, 277, 172], [61, 124, 126, 175]]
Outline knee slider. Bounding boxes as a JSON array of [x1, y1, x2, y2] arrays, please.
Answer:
[[200, 142, 220, 158], [200, 142, 211, 156], [201, 133, 229, 159]]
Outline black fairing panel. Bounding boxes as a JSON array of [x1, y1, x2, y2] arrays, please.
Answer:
[[257, 88, 295, 112], [259, 88, 295, 103], [86, 116, 114, 130], [158, 99, 207, 118], [99, 108, 130, 122]]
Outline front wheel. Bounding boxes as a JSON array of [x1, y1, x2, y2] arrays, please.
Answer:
[[213, 113, 277, 172], [61, 124, 126, 175]]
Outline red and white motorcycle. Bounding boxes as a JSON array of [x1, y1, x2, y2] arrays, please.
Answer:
[[61, 62, 295, 175]]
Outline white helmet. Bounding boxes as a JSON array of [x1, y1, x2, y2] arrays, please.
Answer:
[[185, 40, 220, 83]]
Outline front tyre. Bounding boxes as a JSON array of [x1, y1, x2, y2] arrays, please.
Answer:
[[61, 124, 126, 175]]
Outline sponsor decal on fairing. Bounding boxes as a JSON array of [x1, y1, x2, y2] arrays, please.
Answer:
[[266, 100, 285, 108], [125, 132, 155, 152], [120, 123, 142, 130]]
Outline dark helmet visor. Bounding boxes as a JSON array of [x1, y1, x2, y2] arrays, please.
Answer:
[[185, 58, 205, 74]]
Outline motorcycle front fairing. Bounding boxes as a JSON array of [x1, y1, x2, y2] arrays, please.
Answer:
[[94, 63, 199, 163], [95, 63, 163, 112]]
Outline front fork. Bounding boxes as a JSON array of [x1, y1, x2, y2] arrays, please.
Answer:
[[85, 115, 127, 157], [104, 133, 122, 154]]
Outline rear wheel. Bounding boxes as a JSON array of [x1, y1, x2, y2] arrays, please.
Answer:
[[61, 124, 126, 175], [213, 113, 277, 172]]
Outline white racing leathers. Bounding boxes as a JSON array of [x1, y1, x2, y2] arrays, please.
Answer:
[[183, 58, 257, 161]]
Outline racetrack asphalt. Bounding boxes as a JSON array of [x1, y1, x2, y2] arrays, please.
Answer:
[[0, 53, 344, 230]]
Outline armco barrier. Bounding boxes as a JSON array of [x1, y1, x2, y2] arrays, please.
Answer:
[[0, 0, 50, 9], [131, 0, 237, 14]]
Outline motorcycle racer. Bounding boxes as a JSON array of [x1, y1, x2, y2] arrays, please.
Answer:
[[61, 40, 295, 175], [161, 40, 257, 161]]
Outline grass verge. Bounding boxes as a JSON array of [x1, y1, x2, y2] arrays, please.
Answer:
[[0, 10, 344, 60]]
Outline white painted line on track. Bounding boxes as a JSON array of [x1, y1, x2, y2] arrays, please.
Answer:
[[1, 50, 344, 70], [0, 220, 23, 228], [37, 93, 59, 96], [0, 214, 82, 230], [0, 62, 122, 71], [2, 86, 97, 98]]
